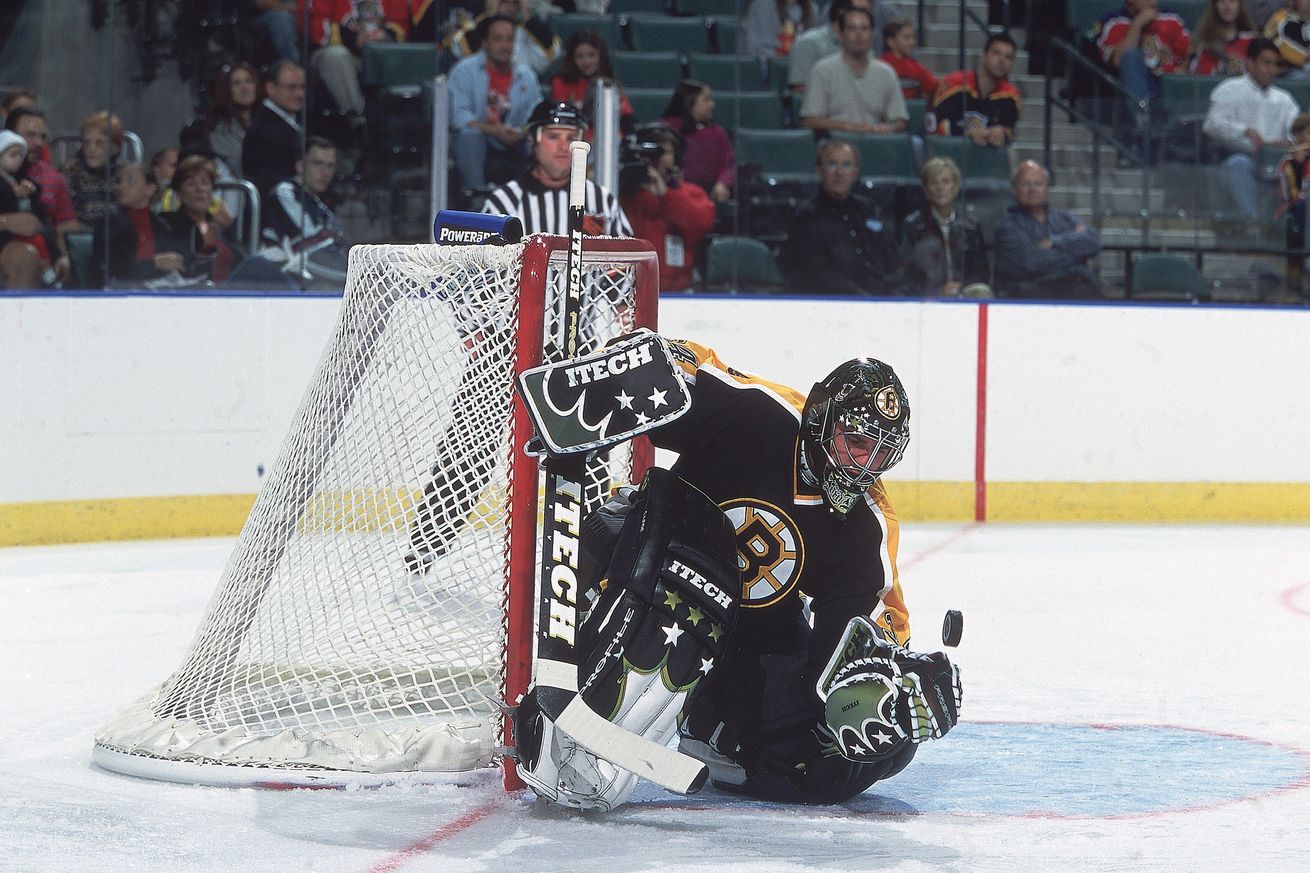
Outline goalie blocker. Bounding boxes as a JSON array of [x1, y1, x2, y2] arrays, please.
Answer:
[[514, 468, 740, 811]]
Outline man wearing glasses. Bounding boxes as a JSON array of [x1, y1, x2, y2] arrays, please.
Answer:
[[777, 138, 898, 295]]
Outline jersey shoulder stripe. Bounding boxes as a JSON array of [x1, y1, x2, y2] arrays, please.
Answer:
[[666, 338, 807, 416]]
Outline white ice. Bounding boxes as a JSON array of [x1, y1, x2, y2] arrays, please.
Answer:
[[2, 524, 1308, 873]]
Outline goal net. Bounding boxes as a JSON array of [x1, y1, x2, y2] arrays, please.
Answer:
[[92, 236, 659, 787]]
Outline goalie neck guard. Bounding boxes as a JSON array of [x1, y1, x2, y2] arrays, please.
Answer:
[[801, 358, 910, 517]]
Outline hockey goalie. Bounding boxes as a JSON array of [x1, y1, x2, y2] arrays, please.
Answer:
[[514, 335, 963, 810]]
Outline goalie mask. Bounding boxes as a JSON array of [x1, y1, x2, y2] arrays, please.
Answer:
[[801, 358, 910, 516]]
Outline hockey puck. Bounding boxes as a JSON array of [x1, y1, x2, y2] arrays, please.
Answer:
[[941, 610, 964, 647]]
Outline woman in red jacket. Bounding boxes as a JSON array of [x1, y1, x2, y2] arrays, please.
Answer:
[[619, 125, 716, 293]]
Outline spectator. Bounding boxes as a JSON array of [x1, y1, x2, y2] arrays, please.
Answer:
[[741, 0, 816, 82], [777, 137, 897, 295], [240, 0, 301, 63], [790, 0, 904, 97], [1203, 36, 1297, 218], [305, 0, 409, 133], [481, 101, 631, 236], [880, 20, 938, 100], [550, 30, 637, 138], [89, 162, 184, 286], [242, 60, 306, 199], [1095, 1, 1192, 111], [661, 80, 736, 204], [1190, 0, 1257, 74], [61, 111, 123, 228], [1264, 0, 1310, 76], [898, 156, 992, 297], [801, 7, 908, 135], [5, 108, 76, 282], [929, 31, 1020, 145], [150, 147, 179, 195], [0, 88, 36, 130], [0, 130, 47, 288], [445, 0, 561, 76], [994, 160, 1102, 299], [246, 136, 349, 287], [618, 125, 716, 294], [1276, 111, 1310, 239], [192, 63, 259, 177], [162, 155, 243, 284], [449, 14, 541, 193]]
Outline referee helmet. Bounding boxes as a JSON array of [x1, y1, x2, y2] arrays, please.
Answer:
[[526, 101, 588, 140]]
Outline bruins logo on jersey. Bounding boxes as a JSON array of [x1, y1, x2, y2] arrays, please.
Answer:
[[721, 498, 804, 608]]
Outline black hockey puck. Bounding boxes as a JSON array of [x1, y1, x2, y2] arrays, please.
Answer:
[[941, 610, 964, 647]]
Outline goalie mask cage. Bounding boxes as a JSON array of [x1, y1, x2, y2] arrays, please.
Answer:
[[92, 235, 659, 789]]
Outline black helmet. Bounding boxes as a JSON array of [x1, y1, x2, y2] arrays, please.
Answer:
[[526, 100, 589, 137], [801, 358, 910, 515]]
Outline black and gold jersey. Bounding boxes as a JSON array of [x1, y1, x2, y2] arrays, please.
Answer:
[[651, 339, 910, 683]]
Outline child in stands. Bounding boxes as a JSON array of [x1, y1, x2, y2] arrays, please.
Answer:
[[880, 20, 939, 100]]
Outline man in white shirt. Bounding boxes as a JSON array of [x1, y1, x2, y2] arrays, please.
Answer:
[[788, 0, 903, 95], [801, 6, 908, 135], [1202, 36, 1301, 218]]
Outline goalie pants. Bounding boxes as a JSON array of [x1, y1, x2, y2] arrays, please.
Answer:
[[684, 640, 917, 805]]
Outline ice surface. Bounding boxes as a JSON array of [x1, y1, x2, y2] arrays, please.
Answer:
[[2, 525, 1307, 873]]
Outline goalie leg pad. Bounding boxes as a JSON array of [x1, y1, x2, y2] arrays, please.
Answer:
[[516, 468, 741, 810]]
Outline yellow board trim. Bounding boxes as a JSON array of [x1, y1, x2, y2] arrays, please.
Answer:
[[4, 481, 1310, 546]]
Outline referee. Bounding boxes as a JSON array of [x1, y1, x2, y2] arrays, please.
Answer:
[[481, 101, 632, 237]]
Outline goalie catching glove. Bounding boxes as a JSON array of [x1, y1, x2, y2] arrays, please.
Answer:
[[816, 615, 962, 761], [514, 468, 741, 811]]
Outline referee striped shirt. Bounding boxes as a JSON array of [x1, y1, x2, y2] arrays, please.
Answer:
[[482, 173, 633, 237]]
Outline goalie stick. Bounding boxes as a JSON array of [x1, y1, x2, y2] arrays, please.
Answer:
[[526, 140, 709, 797]]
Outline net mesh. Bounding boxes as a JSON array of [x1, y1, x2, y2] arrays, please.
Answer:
[[94, 238, 656, 780]]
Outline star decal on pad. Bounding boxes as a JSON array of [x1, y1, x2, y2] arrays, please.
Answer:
[[662, 623, 684, 647]]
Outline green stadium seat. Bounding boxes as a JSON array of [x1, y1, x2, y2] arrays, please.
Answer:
[[360, 43, 438, 89], [736, 128, 817, 174], [627, 15, 709, 53], [905, 98, 927, 136], [550, 13, 618, 48], [925, 138, 1013, 187], [1131, 253, 1206, 301], [625, 87, 672, 123], [611, 51, 685, 89], [688, 53, 771, 91], [712, 91, 784, 130], [611, 0, 671, 13], [1066, 0, 1108, 36], [66, 231, 95, 289], [693, 0, 742, 14], [706, 236, 784, 291], [844, 133, 917, 182], [709, 16, 739, 54]]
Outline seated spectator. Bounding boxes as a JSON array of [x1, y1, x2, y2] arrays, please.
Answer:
[[158, 146, 238, 234], [618, 125, 716, 294], [445, 0, 560, 77], [150, 147, 179, 199], [90, 162, 184, 287], [0, 87, 37, 130], [5, 108, 76, 282], [192, 62, 259, 177], [1096, 0, 1192, 113], [881, 19, 938, 100], [792, 1, 909, 96], [62, 111, 124, 229], [898, 156, 992, 297], [929, 31, 1020, 145], [1264, 0, 1310, 76], [550, 30, 636, 139], [994, 160, 1102, 299], [0, 129, 48, 288], [244, 136, 349, 288], [741, 0, 816, 82], [481, 101, 631, 237], [1190, 0, 1257, 74], [776, 137, 898, 295], [162, 155, 244, 284], [305, 0, 409, 136], [242, 60, 306, 199], [801, 6, 908, 136], [449, 14, 541, 193], [661, 80, 736, 204], [1276, 111, 1310, 240], [1203, 37, 1296, 218]]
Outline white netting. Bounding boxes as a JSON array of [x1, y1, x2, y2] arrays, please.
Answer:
[[94, 238, 656, 783]]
